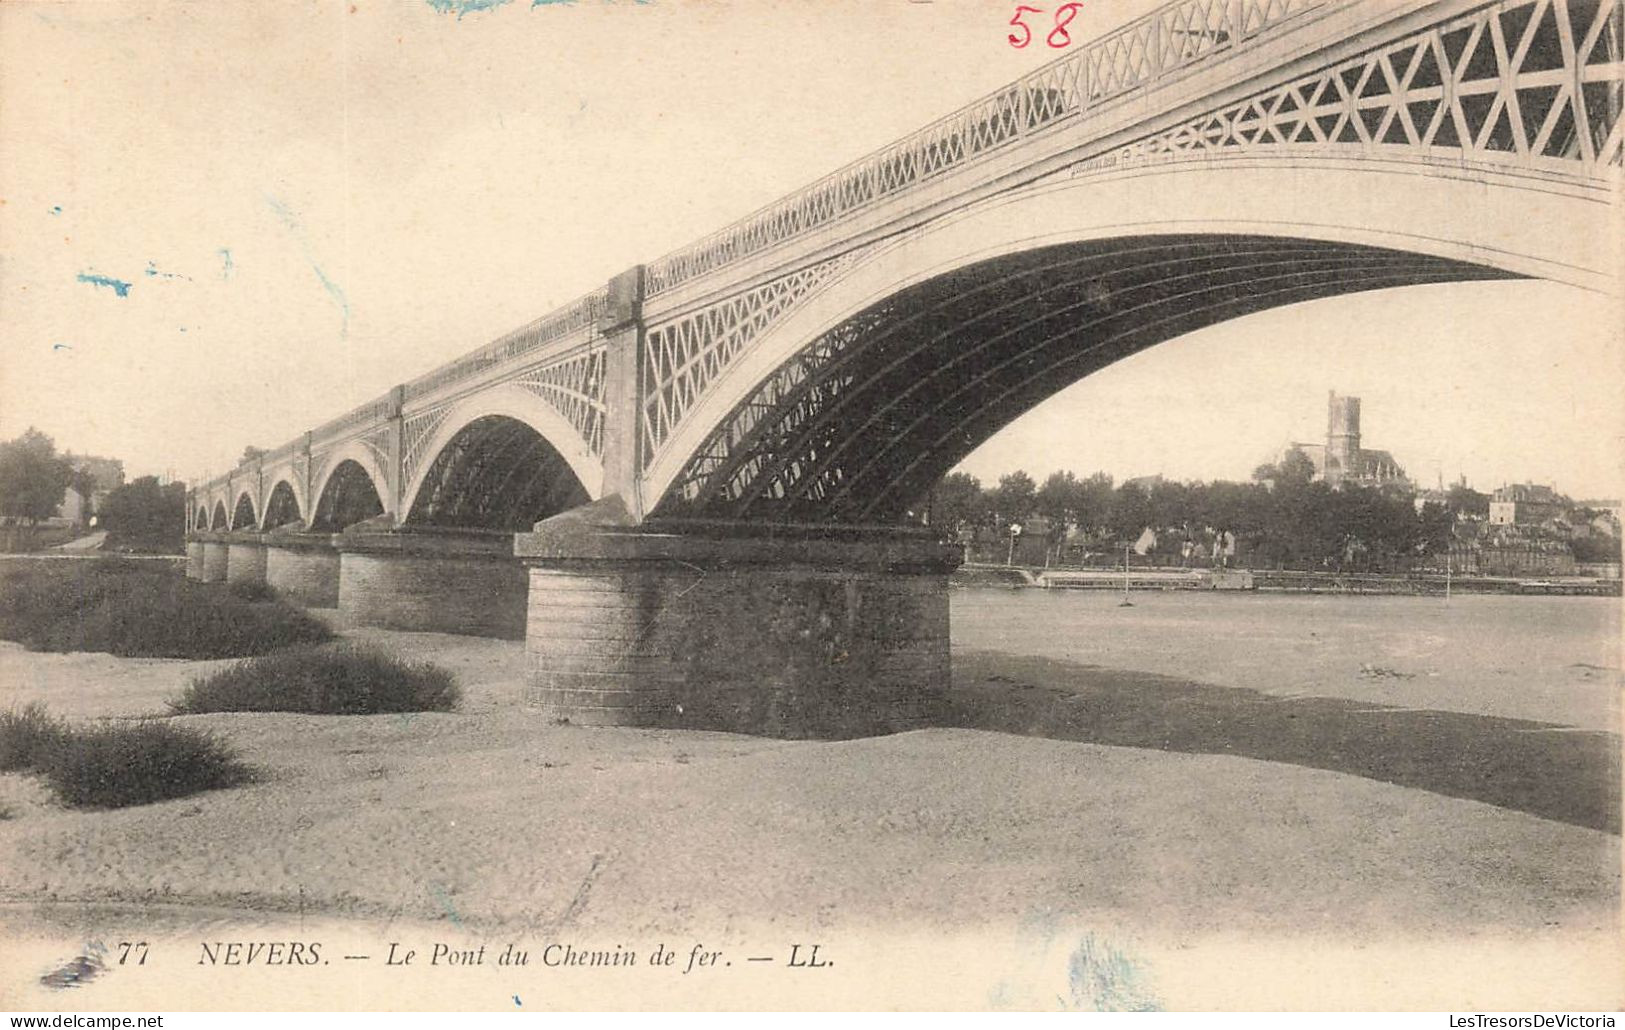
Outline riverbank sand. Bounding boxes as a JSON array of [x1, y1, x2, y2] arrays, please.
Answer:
[[0, 622, 1617, 1009]]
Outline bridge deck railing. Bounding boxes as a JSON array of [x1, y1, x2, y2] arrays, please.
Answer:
[[308, 390, 399, 452], [401, 286, 610, 406], [642, 0, 1333, 298]]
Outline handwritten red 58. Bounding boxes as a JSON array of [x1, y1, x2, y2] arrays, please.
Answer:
[[1008, 3, 1083, 49]]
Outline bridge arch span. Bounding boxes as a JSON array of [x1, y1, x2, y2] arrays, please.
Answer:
[[309, 442, 390, 528], [310, 450, 388, 532], [400, 385, 603, 527], [261, 478, 304, 531], [230, 491, 257, 532], [644, 159, 1610, 521], [208, 500, 227, 532]]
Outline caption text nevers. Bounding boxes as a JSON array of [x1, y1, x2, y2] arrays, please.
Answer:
[[186, 940, 831, 975]]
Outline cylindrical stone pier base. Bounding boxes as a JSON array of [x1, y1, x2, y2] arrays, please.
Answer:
[[226, 535, 268, 587], [200, 535, 230, 582], [265, 533, 341, 608], [185, 540, 205, 580], [337, 527, 528, 638], [515, 519, 960, 738]]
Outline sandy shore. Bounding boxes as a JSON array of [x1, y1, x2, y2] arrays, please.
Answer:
[[0, 622, 1619, 1009], [952, 590, 1622, 730]]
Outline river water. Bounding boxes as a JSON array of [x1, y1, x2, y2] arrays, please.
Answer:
[[951, 588, 1621, 732]]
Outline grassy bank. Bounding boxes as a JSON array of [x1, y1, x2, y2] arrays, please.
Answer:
[[0, 703, 252, 809], [0, 557, 331, 659]]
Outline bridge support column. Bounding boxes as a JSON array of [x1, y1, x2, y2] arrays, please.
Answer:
[[185, 539, 205, 580], [264, 531, 341, 608], [336, 526, 528, 638], [199, 533, 230, 582], [514, 514, 960, 738], [226, 534, 268, 587]]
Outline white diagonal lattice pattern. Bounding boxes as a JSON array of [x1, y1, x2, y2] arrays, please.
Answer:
[[641, 251, 869, 463], [401, 344, 608, 493], [514, 346, 609, 458], [1079, 0, 1623, 171], [401, 404, 456, 491]]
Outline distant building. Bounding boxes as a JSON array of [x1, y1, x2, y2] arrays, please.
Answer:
[[53, 453, 125, 526], [1280, 391, 1410, 490], [1488, 483, 1566, 526]]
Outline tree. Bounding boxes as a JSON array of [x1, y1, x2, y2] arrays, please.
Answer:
[[0, 428, 73, 526], [1282, 481, 1342, 567], [1034, 470, 1081, 525], [1417, 500, 1457, 559], [1032, 471, 1085, 564], [101, 476, 188, 553], [1107, 481, 1152, 542], [1572, 532, 1622, 564], [993, 470, 1037, 526], [929, 472, 987, 537], [1148, 479, 1192, 531], [240, 446, 268, 466], [1254, 448, 1317, 488], [1076, 472, 1115, 534]]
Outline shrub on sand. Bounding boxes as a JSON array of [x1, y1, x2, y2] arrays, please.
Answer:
[[41, 721, 253, 809], [0, 703, 68, 772], [0, 702, 252, 809], [171, 643, 460, 716], [0, 557, 330, 658]]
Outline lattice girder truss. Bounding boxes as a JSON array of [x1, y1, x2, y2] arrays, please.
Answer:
[[1092, 0, 1624, 169], [652, 237, 1523, 525], [641, 252, 871, 468]]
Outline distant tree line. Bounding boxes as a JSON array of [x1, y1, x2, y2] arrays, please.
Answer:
[[927, 455, 1494, 572], [0, 429, 184, 553]]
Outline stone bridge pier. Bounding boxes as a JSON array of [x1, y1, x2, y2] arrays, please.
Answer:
[[197, 532, 231, 583], [226, 532, 269, 587], [185, 511, 958, 737], [264, 530, 341, 608], [336, 524, 530, 639], [514, 503, 960, 738]]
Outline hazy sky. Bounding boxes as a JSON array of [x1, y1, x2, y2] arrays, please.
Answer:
[[3, 0, 1621, 498]]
